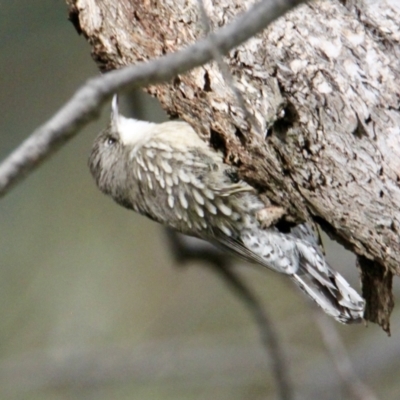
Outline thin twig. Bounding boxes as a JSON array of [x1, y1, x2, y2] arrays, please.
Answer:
[[313, 309, 378, 400], [165, 229, 293, 400], [0, 0, 306, 198], [196, 0, 263, 136]]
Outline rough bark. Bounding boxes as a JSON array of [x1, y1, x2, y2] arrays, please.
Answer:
[[65, 0, 400, 330]]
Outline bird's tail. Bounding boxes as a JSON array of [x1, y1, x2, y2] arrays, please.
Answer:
[[292, 240, 365, 324], [290, 224, 365, 324], [240, 225, 365, 324]]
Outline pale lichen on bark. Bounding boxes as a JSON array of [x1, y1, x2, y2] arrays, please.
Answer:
[[66, 0, 400, 330]]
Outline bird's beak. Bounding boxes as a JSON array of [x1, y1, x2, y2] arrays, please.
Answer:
[[111, 94, 119, 129]]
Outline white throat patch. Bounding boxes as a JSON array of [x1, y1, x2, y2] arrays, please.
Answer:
[[110, 95, 156, 148], [117, 115, 156, 147]]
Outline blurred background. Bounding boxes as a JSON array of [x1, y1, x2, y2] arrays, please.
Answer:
[[0, 1, 399, 399]]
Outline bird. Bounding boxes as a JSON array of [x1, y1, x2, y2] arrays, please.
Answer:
[[88, 95, 365, 324]]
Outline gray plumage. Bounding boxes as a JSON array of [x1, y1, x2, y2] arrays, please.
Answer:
[[89, 96, 365, 324]]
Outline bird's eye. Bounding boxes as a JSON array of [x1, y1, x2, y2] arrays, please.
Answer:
[[105, 136, 117, 146]]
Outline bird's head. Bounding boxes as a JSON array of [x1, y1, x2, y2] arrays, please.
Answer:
[[88, 95, 155, 202]]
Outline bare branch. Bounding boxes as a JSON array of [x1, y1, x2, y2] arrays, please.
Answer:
[[0, 0, 306, 198], [165, 229, 293, 400]]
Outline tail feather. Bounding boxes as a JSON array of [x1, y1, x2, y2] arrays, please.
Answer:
[[291, 264, 364, 324], [239, 224, 365, 324], [293, 241, 365, 323]]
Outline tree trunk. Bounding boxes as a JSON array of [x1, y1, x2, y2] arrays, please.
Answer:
[[65, 0, 400, 331]]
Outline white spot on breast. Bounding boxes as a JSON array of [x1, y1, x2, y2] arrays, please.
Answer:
[[137, 168, 142, 181], [205, 201, 217, 215], [216, 199, 232, 216], [173, 152, 186, 162], [217, 222, 232, 237], [194, 203, 204, 218], [168, 195, 174, 208], [192, 160, 208, 168], [155, 142, 173, 152], [194, 221, 203, 231], [175, 208, 183, 220], [178, 169, 191, 183], [161, 160, 173, 174], [146, 160, 154, 172], [136, 156, 145, 169], [179, 190, 189, 209], [231, 212, 241, 221], [158, 175, 166, 189], [146, 149, 155, 158], [165, 175, 174, 187], [202, 189, 215, 200], [172, 173, 179, 185], [192, 188, 205, 205], [146, 174, 153, 190], [200, 219, 207, 229], [191, 176, 205, 189]]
